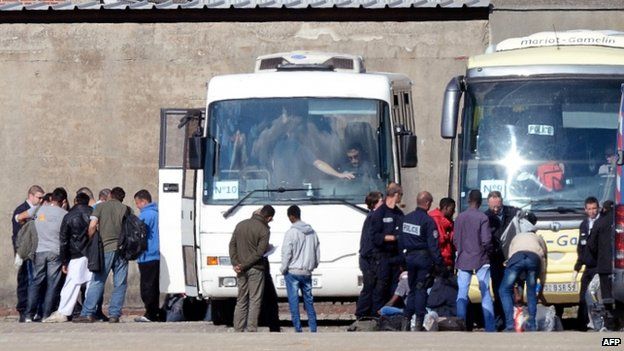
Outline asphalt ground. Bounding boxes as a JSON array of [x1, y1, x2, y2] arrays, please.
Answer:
[[0, 321, 620, 351]]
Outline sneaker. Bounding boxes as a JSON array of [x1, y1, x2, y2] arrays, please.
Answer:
[[24, 317, 33, 323], [109, 317, 120, 323], [134, 316, 152, 323], [72, 315, 96, 323], [18, 314, 26, 323], [42, 311, 68, 323]]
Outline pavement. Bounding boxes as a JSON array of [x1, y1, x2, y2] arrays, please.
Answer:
[[0, 321, 619, 351]]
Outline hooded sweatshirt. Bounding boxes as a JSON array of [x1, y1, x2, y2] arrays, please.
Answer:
[[281, 220, 320, 276]]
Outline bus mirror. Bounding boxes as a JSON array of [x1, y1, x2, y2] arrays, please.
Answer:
[[441, 76, 464, 139], [400, 134, 418, 168], [618, 150, 624, 166], [188, 137, 206, 170]]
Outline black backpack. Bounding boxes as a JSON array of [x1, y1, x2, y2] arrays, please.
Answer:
[[117, 206, 148, 261]]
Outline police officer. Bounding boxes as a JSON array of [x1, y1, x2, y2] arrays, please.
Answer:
[[369, 182, 404, 313], [399, 191, 443, 331], [573, 196, 599, 331]]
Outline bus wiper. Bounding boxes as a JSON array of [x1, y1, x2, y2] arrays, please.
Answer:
[[304, 197, 369, 215], [523, 198, 584, 213], [222, 187, 316, 219]]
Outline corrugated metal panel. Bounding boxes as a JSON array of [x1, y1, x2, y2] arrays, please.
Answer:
[[0, 0, 490, 11]]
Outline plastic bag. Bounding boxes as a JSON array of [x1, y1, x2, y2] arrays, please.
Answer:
[[423, 311, 439, 331]]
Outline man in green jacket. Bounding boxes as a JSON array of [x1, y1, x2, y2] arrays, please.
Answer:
[[229, 205, 275, 332]]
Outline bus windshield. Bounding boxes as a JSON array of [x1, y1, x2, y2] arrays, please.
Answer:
[[460, 78, 622, 212], [203, 97, 394, 204]]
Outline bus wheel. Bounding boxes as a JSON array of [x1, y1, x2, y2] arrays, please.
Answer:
[[210, 299, 235, 326]]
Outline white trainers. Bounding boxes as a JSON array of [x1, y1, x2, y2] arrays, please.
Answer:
[[42, 311, 68, 323], [134, 316, 152, 323]]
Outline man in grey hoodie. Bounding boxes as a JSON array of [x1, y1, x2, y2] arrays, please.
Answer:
[[281, 205, 321, 332]]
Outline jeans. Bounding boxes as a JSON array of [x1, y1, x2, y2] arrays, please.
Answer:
[[379, 306, 404, 316], [457, 264, 496, 332], [499, 252, 540, 331], [81, 251, 128, 318], [27, 251, 62, 319], [285, 273, 317, 332]]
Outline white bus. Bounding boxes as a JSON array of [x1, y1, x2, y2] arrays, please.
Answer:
[[158, 52, 417, 323]]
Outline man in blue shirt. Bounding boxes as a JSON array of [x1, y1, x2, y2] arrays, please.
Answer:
[[134, 189, 160, 322]]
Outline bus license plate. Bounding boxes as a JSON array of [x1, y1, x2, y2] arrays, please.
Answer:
[[543, 282, 577, 293], [276, 275, 322, 289]]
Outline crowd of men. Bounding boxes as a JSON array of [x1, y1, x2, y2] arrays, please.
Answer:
[[11, 185, 160, 324], [353, 183, 618, 332], [11, 181, 618, 331]]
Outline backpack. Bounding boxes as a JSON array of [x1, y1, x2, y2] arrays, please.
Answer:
[[117, 206, 148, 261], [16, 205, 42, 260], [346, 317, 380, 332], [379, 314, 408, 331], [536, 161, 565, 191]]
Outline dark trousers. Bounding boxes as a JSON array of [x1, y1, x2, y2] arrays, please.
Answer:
[[373, 256, 396, 313], [577, 268, 596, 330], [139, 260, 160, 321], [403, 253, 432, 320], [599, 274, 614, 306], [259, 262, 281, 332], [16, 260, 32, 314], [489, 255, 505, 328], [355, 257, 378, 318]]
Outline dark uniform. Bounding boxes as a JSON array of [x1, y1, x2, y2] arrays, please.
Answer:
[[369, 203, 404, 313], [355, 210, 378, 318], [587, 207, 616, 330], [574, 216, 598, 330], [399, 208, 443, 327]]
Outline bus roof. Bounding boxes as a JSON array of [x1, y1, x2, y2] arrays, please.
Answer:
[[469, 45, 624, 69], [469, 30, 624, 71], [206, 71, 411, 103]]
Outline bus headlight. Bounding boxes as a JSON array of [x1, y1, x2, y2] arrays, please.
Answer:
[[219, 277, 237, 287]]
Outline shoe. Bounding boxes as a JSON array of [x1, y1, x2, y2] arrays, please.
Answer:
[[95, 313, 109, 322], [72, 315, 96, 323], [32, 314, 42, 322], [18, 314, 26, 323], [134, 316, 152, 323], [24, 317, 33, 323], [42, 311, 68, 323], [109, 317, 120, 323]]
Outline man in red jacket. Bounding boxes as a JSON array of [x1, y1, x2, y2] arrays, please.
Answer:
[[429, 198, 456, 269]]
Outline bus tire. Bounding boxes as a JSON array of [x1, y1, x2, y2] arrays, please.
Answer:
[[210, 298, 236, 326]]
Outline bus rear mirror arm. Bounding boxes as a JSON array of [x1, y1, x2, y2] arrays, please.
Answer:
[[441, 75, 465, 139]]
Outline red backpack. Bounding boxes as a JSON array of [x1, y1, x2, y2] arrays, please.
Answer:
[[536, 162, 565, 191]]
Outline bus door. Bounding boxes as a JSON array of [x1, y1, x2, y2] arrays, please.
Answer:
[[158, 108, 204, 296]]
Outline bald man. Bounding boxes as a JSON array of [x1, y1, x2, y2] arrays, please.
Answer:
[[397, 191, 443, 331]]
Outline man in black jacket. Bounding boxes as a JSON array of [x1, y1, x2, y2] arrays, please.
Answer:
[[573, 196, 599, 330], [43, 193, 93, 323], [484, 191, 518, 330], [587, 200, 617, 331], [11, 185, 45, 322]]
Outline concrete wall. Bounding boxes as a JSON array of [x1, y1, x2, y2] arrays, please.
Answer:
[[490, 0, 624, 43], [0, 21, 488, 307]]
